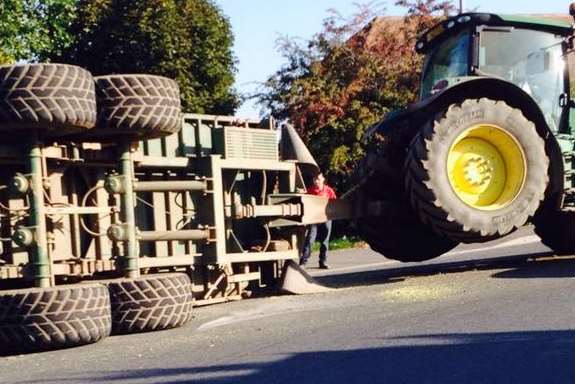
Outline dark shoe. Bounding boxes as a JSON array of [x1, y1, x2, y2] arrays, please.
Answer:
[[319, 263, 330, 270]]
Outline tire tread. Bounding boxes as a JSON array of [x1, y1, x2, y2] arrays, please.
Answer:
[[405, 99, 547, 243], [93, 74, 182, 140], [107, 273, 193, 335], [0, 284, 111, 353], [0, 64, 96, 134]]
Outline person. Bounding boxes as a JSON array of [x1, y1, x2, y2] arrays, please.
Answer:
[[300, 173, 337, 269]]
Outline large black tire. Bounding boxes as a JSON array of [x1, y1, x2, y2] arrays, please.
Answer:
[[0, 283, 111, 353], [0, 63, 96, 135], [358, 203, 458, 262], [533, 209, 575, 255], [89, 74, 182, 140], [106, 273, 193, 335], [406, 98, 549, 243], [356, 146, 458, 262]]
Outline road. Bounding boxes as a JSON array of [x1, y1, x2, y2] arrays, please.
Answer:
[[3, 227, 575, 383]]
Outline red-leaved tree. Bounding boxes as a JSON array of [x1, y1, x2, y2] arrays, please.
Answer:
[[257, 0, 454, 192]]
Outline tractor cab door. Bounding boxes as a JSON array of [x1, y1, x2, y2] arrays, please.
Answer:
[[476, 26, 568, 132], [565, 37, 575, 132]]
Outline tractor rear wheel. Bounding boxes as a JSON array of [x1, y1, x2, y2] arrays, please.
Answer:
[[406, 98, 548, 243], [533, 208, 575, 255]]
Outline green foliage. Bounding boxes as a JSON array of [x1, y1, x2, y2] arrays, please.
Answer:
[[258, 0, 453, 192], [49, 0, 238, 114], [312, 236, 365, 252], [0, 0, 76, 64]]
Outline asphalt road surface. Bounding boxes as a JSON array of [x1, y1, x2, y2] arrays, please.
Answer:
[[3, 226, 575, 384]]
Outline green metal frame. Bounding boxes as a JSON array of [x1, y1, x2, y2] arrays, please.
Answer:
[[0, 113, 316, 303], [27, 136, 51, 287]]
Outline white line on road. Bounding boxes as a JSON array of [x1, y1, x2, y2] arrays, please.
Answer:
[[310, 234, 543, 277], [447, 235, 541, 257]]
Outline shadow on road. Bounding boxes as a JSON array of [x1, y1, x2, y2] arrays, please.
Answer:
[[315, 251, 558, 288], [17, 330, 575, 383], [492, 255, 575, 279]]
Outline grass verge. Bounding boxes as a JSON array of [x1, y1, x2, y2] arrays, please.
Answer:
[[312, 236, 366, 252]]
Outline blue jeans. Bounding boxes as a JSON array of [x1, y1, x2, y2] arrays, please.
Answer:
[[301, 221, 332, 265]]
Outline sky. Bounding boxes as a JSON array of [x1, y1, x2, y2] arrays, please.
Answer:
[[215, 0, 572, 118]]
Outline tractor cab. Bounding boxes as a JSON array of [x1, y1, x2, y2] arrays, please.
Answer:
[[416, 13, 573, 131]]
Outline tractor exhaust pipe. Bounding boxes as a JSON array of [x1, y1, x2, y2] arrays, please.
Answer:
[[459, 0, 464, 14]]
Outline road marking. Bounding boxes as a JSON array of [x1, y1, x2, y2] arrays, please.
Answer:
[[311, 234, 542, 277], [197, 300, 337, 331], [447, 235, 541, 257]]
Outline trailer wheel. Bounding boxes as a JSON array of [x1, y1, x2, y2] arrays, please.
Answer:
[[406, 98, 548, 243], [106, 273, 193, 335], [533, 208, 575, 255], [0, 64, 96, 135], [0, 283, 111, 353], [90, 74, 182, 140]]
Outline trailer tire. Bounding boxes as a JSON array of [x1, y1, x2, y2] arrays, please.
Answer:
[[533, 209, 575, 255], [0, 64, 97, 135], [106, 273, 193, 335], [0, 283, 111, 353], [91, 74, 182, 140], [406, 98, 548, 243]]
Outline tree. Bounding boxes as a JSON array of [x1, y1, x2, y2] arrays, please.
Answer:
[[0, 0, 76, 64], [50, 0, 238, 114], [258, 1, 453, 191]]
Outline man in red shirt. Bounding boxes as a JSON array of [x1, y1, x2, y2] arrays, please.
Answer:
[[300, 173, 337, 269]]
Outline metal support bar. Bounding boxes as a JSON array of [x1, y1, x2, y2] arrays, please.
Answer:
[[134, 180, 208, 193], [28, 137, 51, 287], [51, 259, 116, 276], [120, 143, 139, 278], [137, 155, 190, 168], [139, 229, 210, 242], [202, 271, 227, 300], [227, 271, 261, 283], [234, 203, 302, 219], [45, 206, 112, 215], [267, 194, 360, 227], [106, 177, 209, 194], [138, 255, 199, 268]]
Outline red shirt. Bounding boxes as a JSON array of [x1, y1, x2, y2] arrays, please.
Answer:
[[307, 184, 337, 199]]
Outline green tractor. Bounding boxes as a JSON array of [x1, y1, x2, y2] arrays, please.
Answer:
[[358, 10, 575, 261]]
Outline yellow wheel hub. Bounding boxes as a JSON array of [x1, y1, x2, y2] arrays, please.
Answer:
[[447, 124, 526, 210]]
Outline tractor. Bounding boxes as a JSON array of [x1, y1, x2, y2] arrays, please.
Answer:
[[358, 10, 575, 261]]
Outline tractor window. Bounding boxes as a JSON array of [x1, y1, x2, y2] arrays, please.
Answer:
[[479, 28, 565, 130], [420, 30, 470, 98]]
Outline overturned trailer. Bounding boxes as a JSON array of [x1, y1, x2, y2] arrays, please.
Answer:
[[0, 64, 354, 353]]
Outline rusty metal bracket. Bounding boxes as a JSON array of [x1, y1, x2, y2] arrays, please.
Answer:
[[267, 194, 359, 227]]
